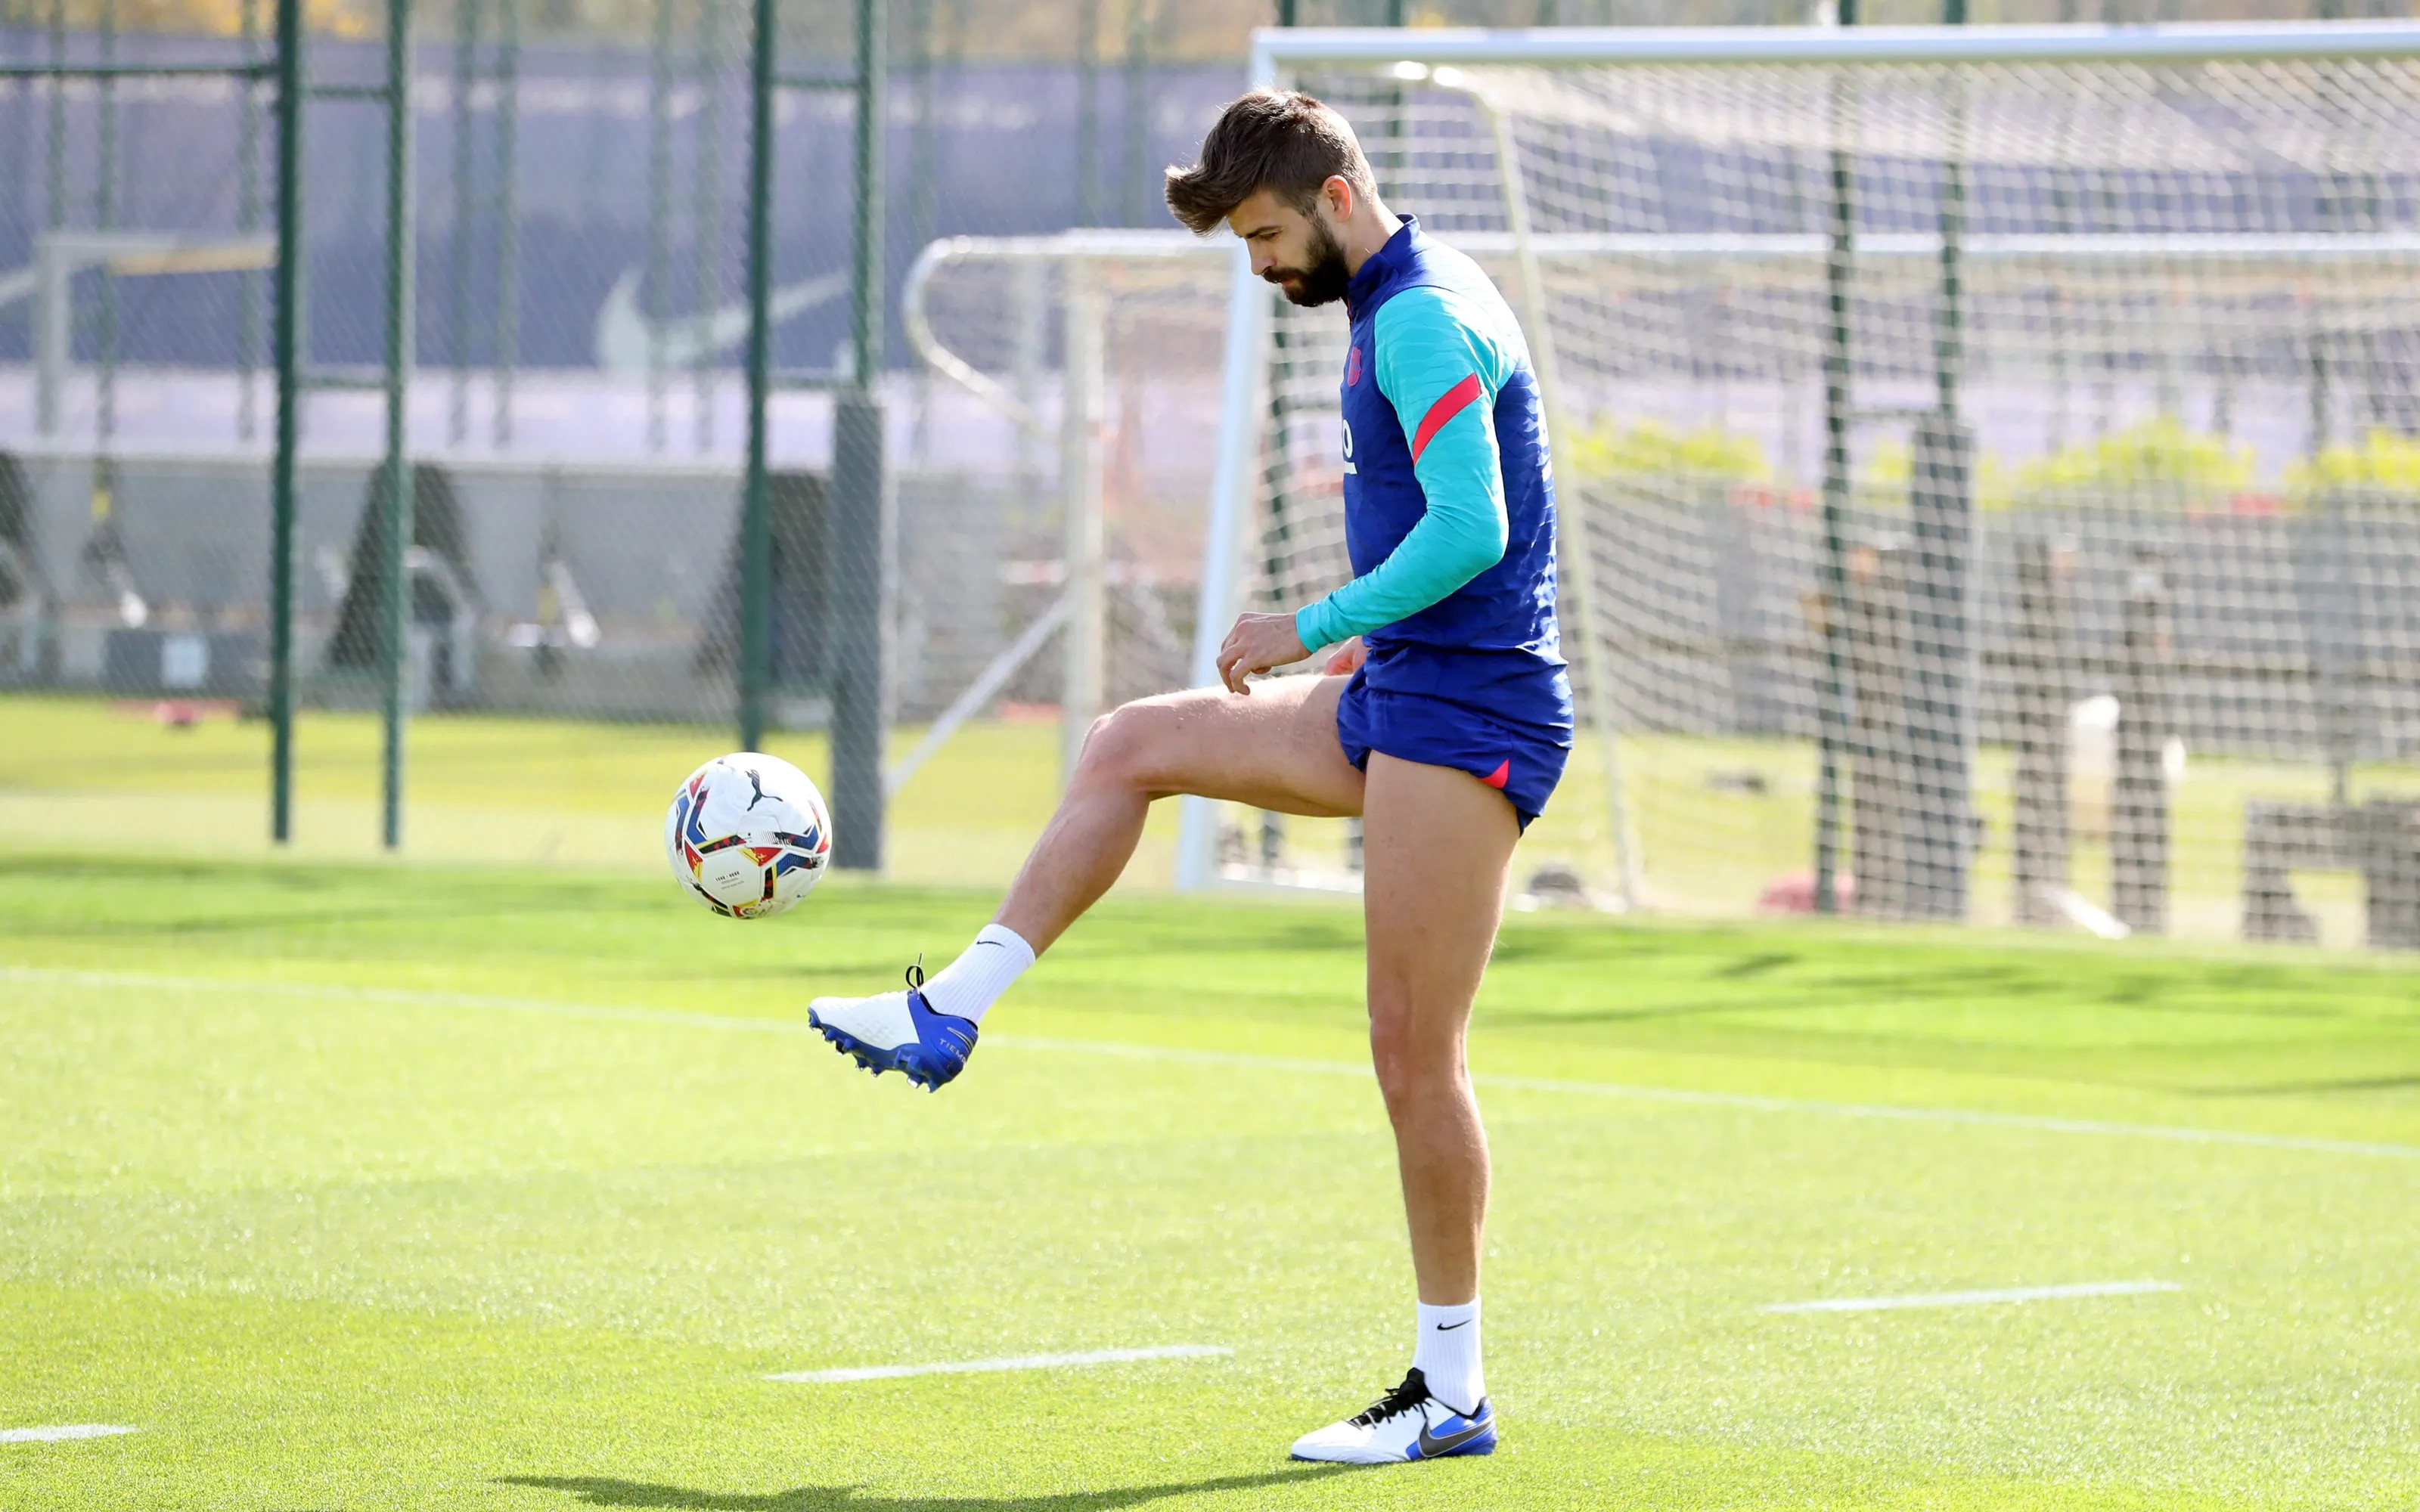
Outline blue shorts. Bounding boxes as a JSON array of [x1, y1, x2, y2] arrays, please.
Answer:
[[1334, 671, 1570, 830]]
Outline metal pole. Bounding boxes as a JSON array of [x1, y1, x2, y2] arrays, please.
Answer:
[[1, 2, 20, 240], [95, 0, 116, 457], [852, 0, 888, 565], [1060, 276, 1105, 789], [492, 0, 518, 448], [830, 0, 890, 869], [36, 0, 62, 438], [448, 0, 478, 448], [1122, 0, 1152, 225], [693, 0, 723, 453], [44, 0, 63, 253], [1075, 0, 1098, 224], [907, 0, 934, 460], [1367, 0, 1404, 199], [1941, 0, 1967, 424], [646, 0, 673, 452], [238, 0, 262, 442], [378, 0, 415, 850], [1903, 0, 1975, 921], [1814, 0, 1857, 916], [738, 0, 775, 753], [268, 0, 303, 843]]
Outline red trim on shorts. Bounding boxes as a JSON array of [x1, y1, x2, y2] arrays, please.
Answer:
[[1410, 373, 1484, 461], [1482, 759, 1510, 790]]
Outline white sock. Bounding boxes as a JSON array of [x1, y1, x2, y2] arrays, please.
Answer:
[[1412, 1299, 1485, 1415], [917, 923, 1035, 1025]]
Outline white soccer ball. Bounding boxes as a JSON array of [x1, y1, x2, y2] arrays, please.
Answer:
[[664, 752, 833, 919]]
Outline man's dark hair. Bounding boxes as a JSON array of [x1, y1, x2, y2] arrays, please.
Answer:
[[1164, 89, 1376, 235]]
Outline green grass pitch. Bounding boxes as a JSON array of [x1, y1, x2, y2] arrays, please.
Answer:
[[3, 856, 2418, 1509], [9, 691, 2418, 944]]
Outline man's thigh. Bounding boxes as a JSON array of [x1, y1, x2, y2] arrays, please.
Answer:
[[1361, 752, 1522, 1041], [1116, 673, 1365, 818]]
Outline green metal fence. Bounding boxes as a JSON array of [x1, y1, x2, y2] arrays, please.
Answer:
[[2, 0, 895, 867]]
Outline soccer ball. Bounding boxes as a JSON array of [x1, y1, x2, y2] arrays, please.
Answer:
[[664, 752, 833, 919]]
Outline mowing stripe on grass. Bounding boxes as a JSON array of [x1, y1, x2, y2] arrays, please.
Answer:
[[767, 1345, 1231, 1383], [1761, 1280, 2183, 1314], [0, 1425, 138, 1444], [9, 965, 2418, 1162]]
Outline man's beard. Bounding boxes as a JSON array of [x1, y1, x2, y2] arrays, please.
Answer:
[[1264, 217, 1351, 308]]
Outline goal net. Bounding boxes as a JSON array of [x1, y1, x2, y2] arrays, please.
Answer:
[[1182, 23, 2420, 948]]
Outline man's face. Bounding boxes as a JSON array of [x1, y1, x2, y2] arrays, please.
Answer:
[[1227, 185, 1352, 308]]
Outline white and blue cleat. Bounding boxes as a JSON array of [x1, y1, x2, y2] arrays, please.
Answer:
[[1289, 1368, 1496, 1464], [808, 962, 979, 1092]]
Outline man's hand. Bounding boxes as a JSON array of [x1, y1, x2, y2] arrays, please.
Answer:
[[1323, 636, 1367, 677], [1216, 612, 1311, 696]]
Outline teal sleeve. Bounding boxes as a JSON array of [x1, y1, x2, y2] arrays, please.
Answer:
[[1294, 287, 1512, 652]]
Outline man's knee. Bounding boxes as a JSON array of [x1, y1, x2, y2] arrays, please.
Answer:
[[1367, 998, 1467, 1112], [1072, 698, 1176, 793]]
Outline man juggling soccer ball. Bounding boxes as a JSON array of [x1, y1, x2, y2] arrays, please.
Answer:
[[808, 90, 1570, 1465]]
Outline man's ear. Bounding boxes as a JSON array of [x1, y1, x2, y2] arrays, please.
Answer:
[[1321, 173, 1355, 221]]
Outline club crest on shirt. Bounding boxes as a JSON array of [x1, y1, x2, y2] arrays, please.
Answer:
[[1345, 345, 1364, 387]]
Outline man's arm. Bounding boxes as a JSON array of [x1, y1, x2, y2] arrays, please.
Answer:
[[1294, 286, 1512, 652]]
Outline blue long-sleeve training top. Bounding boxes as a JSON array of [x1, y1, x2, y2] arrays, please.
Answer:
[[1294, 279, 1514, 652], [1292, 217, 1570, 734]]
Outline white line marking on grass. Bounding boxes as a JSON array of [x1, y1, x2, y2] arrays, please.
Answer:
[[11, 965, 2417, 1162], [0, 1425, 138, 1443], [1762, 1280, 2183, 1314], [766, 1344, 1231, 1383]]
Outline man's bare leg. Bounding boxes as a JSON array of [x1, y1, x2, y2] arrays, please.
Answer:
[[1361, 751, 1518, 1306], [1280, 748, 1521, 1440], [807, 675, 1364, 1083], [994, 674, 1365, 953]]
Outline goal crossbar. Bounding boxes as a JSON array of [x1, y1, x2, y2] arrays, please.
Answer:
[[1252, 21, 2420, 71]]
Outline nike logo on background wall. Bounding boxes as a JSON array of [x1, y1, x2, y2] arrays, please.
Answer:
[[591, 267, 849, 373]]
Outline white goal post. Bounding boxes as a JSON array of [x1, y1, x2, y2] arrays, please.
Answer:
[[901, 229, 1231, 796], [1171, 21, 2420, 950]]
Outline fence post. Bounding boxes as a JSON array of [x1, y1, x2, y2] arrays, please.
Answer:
[[831, 393, 886, 869], [2112, 551, 2172, 934], [268, 0, 303, 843], [1904, 415, 1974, 920], [829, 0, 889, 870], [2010, 534, 2071, 925], [1813, 51, 1857, 916], [1848, 543, 1907, 919], [377, 0, 415, 851], [738, 0, 774, 754]]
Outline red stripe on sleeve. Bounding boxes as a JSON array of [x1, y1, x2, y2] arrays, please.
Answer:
[[1409, 373, 1484, 462]]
